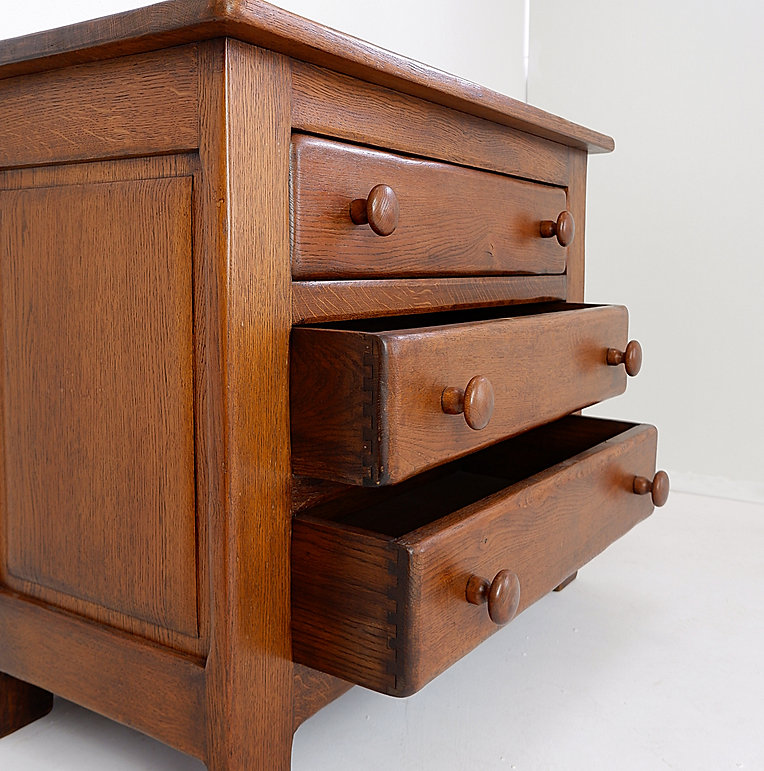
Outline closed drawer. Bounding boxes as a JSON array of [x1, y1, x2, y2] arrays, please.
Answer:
[[291, 303, 640, 486], [291, 134, 570, 279], [292, 416, 668, 696]]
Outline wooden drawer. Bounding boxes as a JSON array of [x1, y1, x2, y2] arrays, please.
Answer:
[[292, 416, 668, 696], [291, 303, 639, 486], [291, 134, 570, 279]]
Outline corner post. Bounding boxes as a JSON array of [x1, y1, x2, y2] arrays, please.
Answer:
[[199, 38, 294, 770]]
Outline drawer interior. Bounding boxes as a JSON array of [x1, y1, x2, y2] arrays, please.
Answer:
[[299, 415, 636, 538], [298, 300, 594, 332]]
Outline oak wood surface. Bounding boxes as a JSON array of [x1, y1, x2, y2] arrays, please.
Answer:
[[292, 275, 567, 324], [292, 665, 352, 730], [0, 1, 614, 153], [0, 672, 53, 739], [199, 40, 295, 770], [0, 170, 198, 639], [291, 304, 630, 486], [565, 149, 587, 302], [0, 45, 199, 170], [0, 156, 210, 660], [291, 60, 571, 186], [292, 417, 659, 696], [0, 590, 206, 756], [291, 135, 568, 279]]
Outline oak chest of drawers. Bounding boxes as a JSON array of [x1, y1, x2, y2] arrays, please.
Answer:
[[0, 2, 667, 768]]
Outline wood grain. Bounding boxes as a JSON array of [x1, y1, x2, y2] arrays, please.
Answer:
[[0, 672, 53, 739], [291, 61, 571, 185], [0, 590, 206, 756], [0, 45, 199, 169], [200, 40, 295, 770], [292, 417, 659, 696], [293, 665, 352, 730], [0, 1, 614, 153], [0, 174, 198, 638], [291, 304, 630, 485], [566, 148, 588, 302], [291, 135, 568, 279], [292, 275, 567, 323]]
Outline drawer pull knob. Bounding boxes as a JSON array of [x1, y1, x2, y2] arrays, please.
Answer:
[[540, 210, 575, 246], [441, 374, 495, 430], [350, 184, 399, 236], [633, 470, 670, 507], [606, 340, 643, 376], [466, 569, 521, 626]]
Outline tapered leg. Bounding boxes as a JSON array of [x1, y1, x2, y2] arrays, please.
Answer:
[[0, 672, 53, 739], [553, 571, 578, 592]]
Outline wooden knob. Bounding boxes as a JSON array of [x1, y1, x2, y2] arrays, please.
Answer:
[[349, 184, 399, 236], [539, 210, 575, 246], [633, 470, 670, 507], [466, 570, 521, 626], [441, 375, 494, 430], [607, 340, 643, 376]]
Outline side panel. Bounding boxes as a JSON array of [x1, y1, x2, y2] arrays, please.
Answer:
[[0, 168, 198, 639], [0, 45, 199, 169]]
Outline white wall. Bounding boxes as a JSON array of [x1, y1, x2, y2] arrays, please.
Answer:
[[528, 0, 764, 501], [275, 0, 526, 99]]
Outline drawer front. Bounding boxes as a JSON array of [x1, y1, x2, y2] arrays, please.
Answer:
[[291, 134, 569, 279], [292, 417, 664, 696], [291, 304, 633, 486]]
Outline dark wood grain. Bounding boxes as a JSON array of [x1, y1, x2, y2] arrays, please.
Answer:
[[291, 304, 631, 485], [292, 275, 567, 324], [292, 135, 568, 279], [0, 672, 53, 739], [0, 45, 199, 169], [292, 417, 660, 696], [291, 60, 572, 186], [0, 1, 614, 153]]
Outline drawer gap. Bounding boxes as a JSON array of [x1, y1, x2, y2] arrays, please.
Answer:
[[301, 415, 636, 539]]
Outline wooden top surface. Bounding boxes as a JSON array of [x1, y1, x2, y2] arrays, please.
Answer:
[[0, 0, 614, 153]]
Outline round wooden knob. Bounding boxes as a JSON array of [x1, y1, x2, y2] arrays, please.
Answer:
[[633, 470, 670, 507], [539, 210, 575, 247], [606, 340, 643, 376], [441, 375, 494, 430], [349, 184, 399, 236], [466, 570, 521, 626]]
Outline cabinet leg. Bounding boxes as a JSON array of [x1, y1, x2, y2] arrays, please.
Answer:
[[553, 571, 578, 592], [0, 672, 53, 739], [205, 729, 294, 771]]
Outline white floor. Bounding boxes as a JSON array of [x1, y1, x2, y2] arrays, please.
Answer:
[[1, 491, 762, 770]]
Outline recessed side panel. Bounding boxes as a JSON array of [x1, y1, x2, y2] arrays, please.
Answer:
[[0, 174, 198, 638]]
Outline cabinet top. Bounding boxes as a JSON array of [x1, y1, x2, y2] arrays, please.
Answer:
[[0, 0, 614, 153]]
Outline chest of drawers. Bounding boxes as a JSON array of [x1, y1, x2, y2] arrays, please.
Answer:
[[0, 2, 667, 768]]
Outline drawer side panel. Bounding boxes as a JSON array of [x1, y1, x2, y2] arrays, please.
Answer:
[[291, 518, 399, 694]]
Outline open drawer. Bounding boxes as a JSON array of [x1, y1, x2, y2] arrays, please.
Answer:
[[291, 303, 643, 486], [291, 416, 668, 696]]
